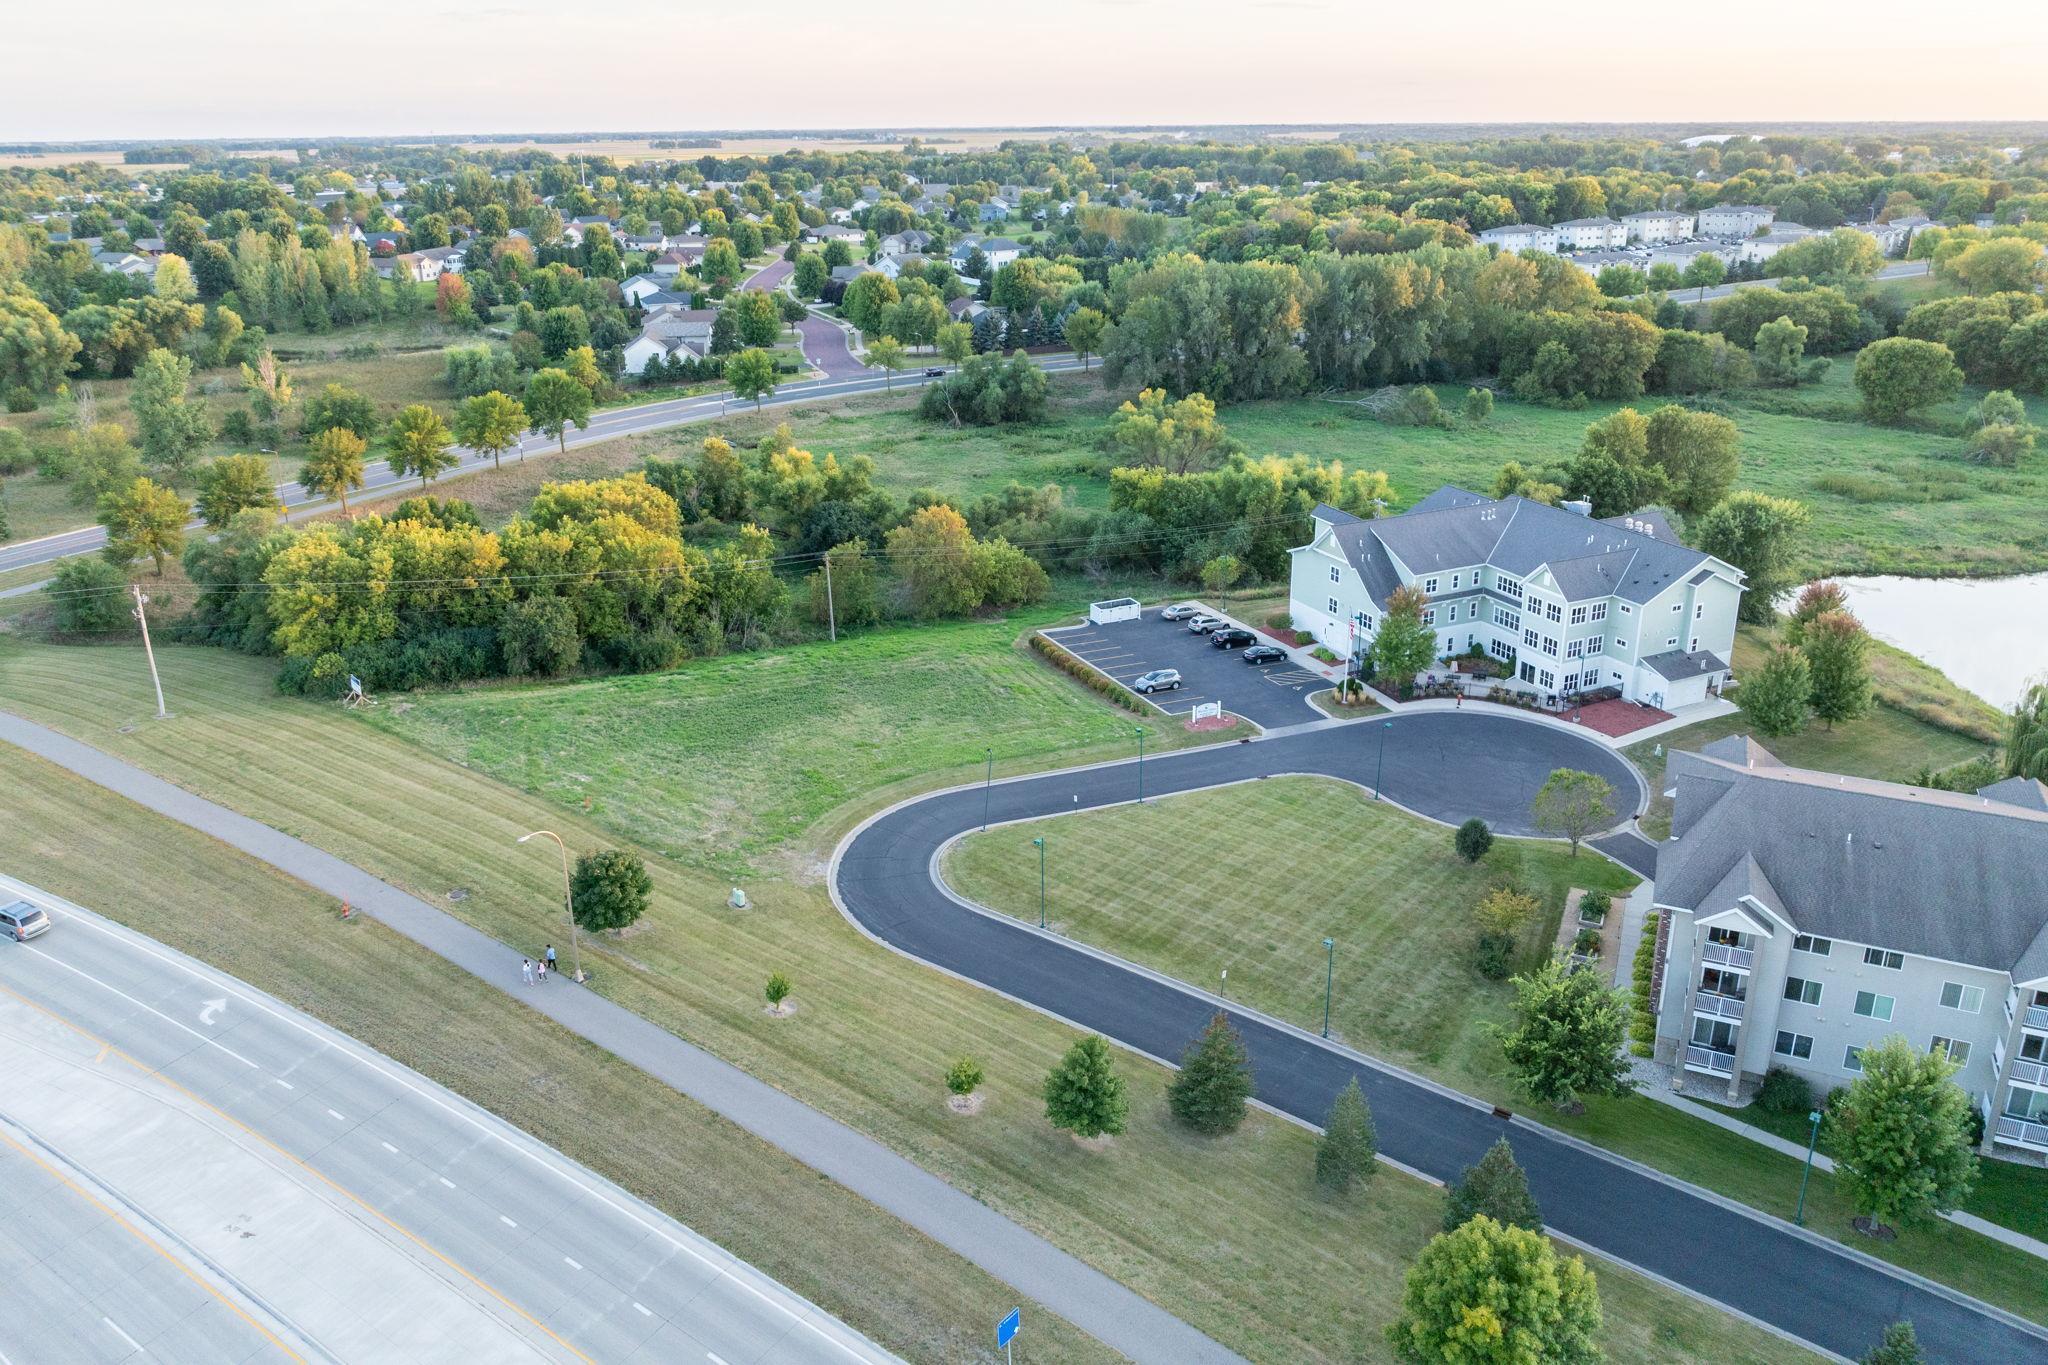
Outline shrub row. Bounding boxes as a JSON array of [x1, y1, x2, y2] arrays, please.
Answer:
[[1628, 910, 1659, 1057], [1029, 632, 1148, 715]]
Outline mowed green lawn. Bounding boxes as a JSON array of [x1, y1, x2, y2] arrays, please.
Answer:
[[943, 774, 2048, 1322], [0, 636, 1821, 1362], [948, 776, 1636, 1087], [367, 612, 1220, 879], [0, 742, 1113, 1363]]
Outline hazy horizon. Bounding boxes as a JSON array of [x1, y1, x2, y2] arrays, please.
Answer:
[[7, 0, 2041, 143]]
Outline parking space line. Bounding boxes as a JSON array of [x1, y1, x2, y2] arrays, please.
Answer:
[[439, 1177, 456, 1189], [633, 1302, 652, 1317], [564, 1256, 582, 1271], [500, 1214, 518, 1228], [381, 1141, 399, 1155], [103, 1318, 142, 1355], [327, 1108, 345, 1121]]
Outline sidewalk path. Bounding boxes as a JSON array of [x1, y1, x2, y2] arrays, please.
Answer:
[[0, 710, 1244, 1365]]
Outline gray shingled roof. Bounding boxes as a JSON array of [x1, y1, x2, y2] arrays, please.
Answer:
[[1658, 743, 2048, 976], [1979, 776, 2048, 813], [1642, 648, 1730, 681]]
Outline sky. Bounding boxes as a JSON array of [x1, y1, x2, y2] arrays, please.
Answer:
[[7, 0, 2045, 141]]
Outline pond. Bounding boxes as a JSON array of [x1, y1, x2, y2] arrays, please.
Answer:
[[1816, 574, 2048, 711]]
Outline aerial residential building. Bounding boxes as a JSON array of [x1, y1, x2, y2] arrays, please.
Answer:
[[621, 306, 719, 375], [1734, 223, 1821, 265], [1645, 240, 1734, 273], [1652, 740, 2048, 1160], [620, 274, 670, 305], [1556, 217, 1629, 250], [949, 236, 1024, 273], [1698, 204, 1778, 238], [1478, 223, 1560, 254], [1289, 489, 1744, 705], [1566, 250, 1649, 280], [1622, 210, 1697, 244]]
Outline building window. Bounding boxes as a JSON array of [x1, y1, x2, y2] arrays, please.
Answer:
[[1541, 636, 1559, 656], [1451, 573, 1462, 589], [1793, 934, 1832, 956], [1844, 1045, 1865, 1074], [1939, 982, 1984, 1013], [1854, 991, 1895, 1021], [1690, 636, 1700, 652], [1566, 640, 1583, 659], [1863, 948, 1904, 971], [1570, 605, 1588, 625], [1488, 638, 1515, 663], [1421, 608, 1436, 626], [1537, 669, 1555, 689], [1701, 966, 1746, 998], [1665, 637, 1679, 648], [1495, 606, 1520, 631], [2022, 1034, 2047, 1063], [1706, 926, 1746, 948], [1499, 577, 1523, 601], [1546, 602, 1563, 623], [1327, 597, 1340, 615], [1775, 1031, 1813, 1060], [1359, 613, 1375, 632], [1591, 603, 1607, 621], [1524, 628, 1540, 649], [1424, 577, 1439, 594], [1619, 605, 1631, 615], [1783, 977, 1822, 1006], [1561, 672, 1581, 692], [1585, 635, 1603, 654], [1329, 566, 1340, 583], [1695, 603, 1705, 619], [1929, 1036, 1971, 1065], [1671, 603, 1683, 613], [1614, 638, 1627, 650]]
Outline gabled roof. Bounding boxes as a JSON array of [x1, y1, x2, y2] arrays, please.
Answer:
[[1658, 742, 2048, 975], [1641, 648, 1730, 682], [1979, 776, 2048, 813]]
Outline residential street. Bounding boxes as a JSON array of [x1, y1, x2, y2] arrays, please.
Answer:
[[832, 710, 2048, 1365]]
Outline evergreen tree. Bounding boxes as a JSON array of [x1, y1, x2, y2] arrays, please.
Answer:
[[1860, 1322, 1925, 1365], [1737, 644, 1812, 738], [1803, 609, 1873, 730], [1442, 1138, 1543, 1233], [1167, 1013, 1254, 1135], [1042, 1035, 1128, 1140], [1454, 818, 1493, 864], [1314, 1078, 1377, 1194]]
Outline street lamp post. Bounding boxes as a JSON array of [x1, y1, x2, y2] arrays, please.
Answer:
[[1032, 836, 1047, 929], [517, 830, 585, 982], [1136, 726, 1145, 803], [1321, 937, 1335, 1039], [1373, 719, 1393, 801], [983, 747, 993, 831], [1794, 1108, 1823, 1225]]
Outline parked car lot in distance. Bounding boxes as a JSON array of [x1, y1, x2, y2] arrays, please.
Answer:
[[1187, 615, 1224, 634], [1133, 668, 1183, 693], [1210, 628, 1256, 649], [1241, 644, 1287, 664], [1040, 605, 1332, 728], [1160, 603, 1201, 621]]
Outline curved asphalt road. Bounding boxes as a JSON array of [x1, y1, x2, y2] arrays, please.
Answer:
[[832, 711, 2046, 1364]]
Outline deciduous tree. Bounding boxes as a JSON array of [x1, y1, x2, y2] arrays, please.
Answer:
[[96, 475, 188, 575], [1387, 1216, 1603, 1365], [569, 848, 653, 934], [452, 390, 526, 468], [864, 335, 907, 390], [1499, 958, 1634, 1109], [386, 404, 456, 487], [1107, 388, 1237, 474], [1062, 306, 1107, 368], [1832, 1036, 1977, 1235], [129, 349, 211, 476], [524, 367, 593, 452], [725, 348, 777, 410], [1854, 337, 1963, 424], [194, 454, 281, 528], [1644, 404, 1739, 514], [1691, 491, 1810, 624], [1739, 644, 1813, 737], [1803, 609, 1873, 730], [1529, 769, 1614, 856]]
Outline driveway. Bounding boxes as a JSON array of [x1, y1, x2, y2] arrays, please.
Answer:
[[1043, 608, 1327, 730], [831, 716, 2044, 1365]]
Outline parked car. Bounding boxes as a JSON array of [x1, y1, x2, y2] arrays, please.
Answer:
[[1241, 643, 1287, 664], [1211, 627, 1257, 649], [1187, 615, 1225, 634], [1159, 603, 1201, 621], [1132, 669, 1183, 694], [924, 367, 946, 377], [0, 899, 51, 942]]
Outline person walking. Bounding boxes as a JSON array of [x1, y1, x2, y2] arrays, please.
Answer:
[[521, 957, 535, 986], [544, 944, 557, 978], [535, 955, 548, 983]]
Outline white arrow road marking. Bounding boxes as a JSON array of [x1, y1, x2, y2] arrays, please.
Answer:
[[199, 997, 228, 1026]]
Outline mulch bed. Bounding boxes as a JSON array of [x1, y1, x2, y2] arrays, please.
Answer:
[[1566, 697, 1674, 738]]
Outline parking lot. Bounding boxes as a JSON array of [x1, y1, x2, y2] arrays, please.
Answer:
[[1043, 605, 1331, 729]]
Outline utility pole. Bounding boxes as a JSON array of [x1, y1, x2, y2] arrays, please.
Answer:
[[822, 552, 837, 642], [131, 585, 167, 719]]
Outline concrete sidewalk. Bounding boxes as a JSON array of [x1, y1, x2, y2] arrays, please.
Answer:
[[0, 709, 1244, 1365]]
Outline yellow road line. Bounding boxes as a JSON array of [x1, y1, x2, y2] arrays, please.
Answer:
[[0, 1125, 307, 1364], [0, 980, 594, 1365]]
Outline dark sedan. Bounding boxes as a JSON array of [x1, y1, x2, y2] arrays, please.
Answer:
[[1210, 627, 1257, 649], [1241, 643, 1287, 664]]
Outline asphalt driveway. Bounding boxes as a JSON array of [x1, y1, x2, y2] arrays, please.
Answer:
[[1043, 608, 1327, 729]]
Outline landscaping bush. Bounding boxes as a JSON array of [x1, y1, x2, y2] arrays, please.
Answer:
[[1264, 611, 1293, 630], [1028, 632, 1147, 714], [1756, 1067, 1814, 1118], [945, 1057, 984, 1097], [1571, 927, 1602, 957], [1454, 818, 1493, 864], [1577, 889, 1611, 923], [50, 557, 132, 634], [0, 428, 30, 475], [1628, 910, 1659, 1056], [1471, 932, 1515, 981]]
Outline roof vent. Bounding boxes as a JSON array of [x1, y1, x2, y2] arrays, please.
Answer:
[[1563, 499, 1593, 517]]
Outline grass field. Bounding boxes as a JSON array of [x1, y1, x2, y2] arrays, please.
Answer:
[[940, 772, 2048, 1321], [948, 776, 1637, 1088], [0, 636, 1821, 1362], [366, 612, 1229, 879], [1628, 625, 2003, 839], [0, 741, 1112, 1362]]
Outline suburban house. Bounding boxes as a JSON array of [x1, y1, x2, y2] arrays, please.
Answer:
[[90, 249, 153, 277], [1288, 488, 1745, 706], [620, 274, 671, 305], [949, 236, 1023, 273], [1557, 217, 1630, 250], [1734, 223, 1821, 265], [1845, 221, 1911, 255], [621, 306, 719, 376], [1698, 204, 1777, 238], [873, 252, 929, 280], [413, 245, 464, 277], [978, 199, 1012, 223], [878, 229, 932, 256], [1478, 223, 1560, 254], [1623, 210, 1697, 243], [829, 263, 876, 286], [806, 224, 865, 246], [1651, 738, 2048, 1160]]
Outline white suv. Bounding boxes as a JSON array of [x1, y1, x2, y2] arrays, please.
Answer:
[[1132, 669, 1183, 694]]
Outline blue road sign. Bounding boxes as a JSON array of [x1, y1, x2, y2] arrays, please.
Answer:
[[997, 1307, 1021, 1348]]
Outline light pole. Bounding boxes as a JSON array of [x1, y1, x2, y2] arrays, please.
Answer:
[[1032, 836, 1046, 929], [1794, 1108, 1823, 1225], [517, 830, 585, 982], [1135, 726, 1145, 803], [1321, 938, 1335, 1038], [983, 747, 993, 831], [1373, 719, 1393, 800]]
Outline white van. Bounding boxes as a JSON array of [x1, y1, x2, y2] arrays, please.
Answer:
[[0, 899, 51, 942]]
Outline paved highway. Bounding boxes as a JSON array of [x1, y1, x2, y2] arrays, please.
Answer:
[[1656, 257, 1929, 306], [831, 710, 2048, 1364], [0, 356, 1085, 582], [0, 875, 897, 1365]]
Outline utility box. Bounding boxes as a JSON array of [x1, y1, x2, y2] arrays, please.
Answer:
[[1087, 597, 1142, 626]]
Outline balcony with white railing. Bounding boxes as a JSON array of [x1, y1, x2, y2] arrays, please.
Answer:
[[1693, 993, 1746, 1023], [1684, 1044, 1736, 1076], [1701, 941, 1754, 972], [1994, 1116, 2048, 1153], [2007, 1058, 2048, 1092], [2028, 1003, 2048, 1030]]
